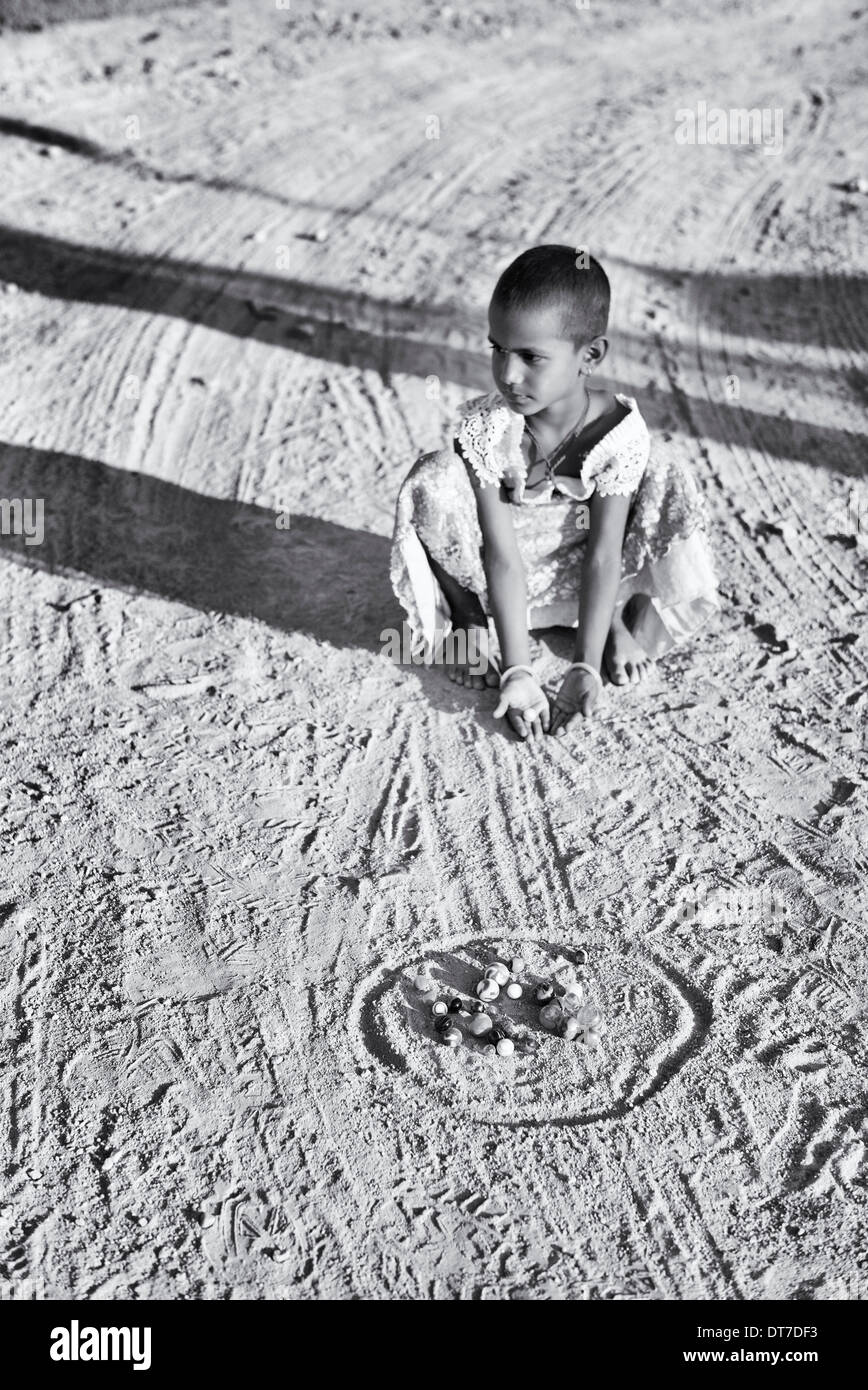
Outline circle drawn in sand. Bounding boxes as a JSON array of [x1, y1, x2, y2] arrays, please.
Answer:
[[355, 939, 710, 1127]]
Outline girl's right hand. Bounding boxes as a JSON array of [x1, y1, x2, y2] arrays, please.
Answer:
[[493, 672, 550, 742]]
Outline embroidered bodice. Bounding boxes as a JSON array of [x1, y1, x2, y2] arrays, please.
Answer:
[[454, 389, 651, 504]]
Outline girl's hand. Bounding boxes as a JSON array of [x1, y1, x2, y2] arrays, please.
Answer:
[[493, 671, 550, 742], [549, 666, 601, 736]]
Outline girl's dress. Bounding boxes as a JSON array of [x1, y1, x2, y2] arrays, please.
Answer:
[[390, 388, 719, 663]]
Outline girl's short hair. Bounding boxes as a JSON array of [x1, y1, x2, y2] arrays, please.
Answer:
[[491, 244, 610, 343]]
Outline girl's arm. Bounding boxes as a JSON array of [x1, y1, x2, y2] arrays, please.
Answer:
[[462, 455, 531, 672], [461, 451, 549, 740], [549, 488, 632, 736], [573, 489, 632, 669]]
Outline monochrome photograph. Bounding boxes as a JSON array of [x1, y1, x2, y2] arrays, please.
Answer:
[[0, 0, 865, 1321]]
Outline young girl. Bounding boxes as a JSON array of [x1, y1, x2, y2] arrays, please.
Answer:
[[390, 245, 719, 741]]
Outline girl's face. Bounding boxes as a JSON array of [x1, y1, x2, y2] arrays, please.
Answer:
[[487, 299, 590, 415]]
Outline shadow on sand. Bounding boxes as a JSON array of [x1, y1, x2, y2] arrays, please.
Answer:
[[0, 442, 401, 654], [1, 223, 865, 472]]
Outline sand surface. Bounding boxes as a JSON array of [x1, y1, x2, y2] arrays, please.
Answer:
[[0, 0, 866, 1300]]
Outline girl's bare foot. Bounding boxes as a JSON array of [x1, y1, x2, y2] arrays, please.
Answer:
[[443, 620, 499, 690], [421, 547, 498, 690], [604, 610, 652, 686]]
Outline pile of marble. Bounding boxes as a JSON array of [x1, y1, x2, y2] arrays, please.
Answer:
[[413, 952, 605, 1056]]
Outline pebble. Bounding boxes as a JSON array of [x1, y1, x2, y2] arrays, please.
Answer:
[[470, 1000, 486, 1014], [247, 299, 279, 321], [496, 1037, 515, 1058], [506, 982, 523, 999], [467, 1013, 493, 1037], [842, 176, 868, 194], [539, 1002, 563, 1029], [441, 1026, 463, 1047], [575, 949, 589, 965], [434, 1016, 452, 1033], [562, 987, 584, 1014], [561, 1017, 581, 1041], [314, 227, 329, 242], [583, 1029, 602, 1050], [511, 957, 525, 974], [535, 983, 554, 1003], [414, 973, 434, 992], [432, 1000, 449, 1017], [477, 979, 500, 1002], [448, 997, 464, 1014]]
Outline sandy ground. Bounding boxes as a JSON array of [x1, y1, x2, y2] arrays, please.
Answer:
[[0, 0, 866, 1301]]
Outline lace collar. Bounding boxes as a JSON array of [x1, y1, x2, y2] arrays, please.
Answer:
[[455, 389, 648, 495], [503, 393, 646, 502]]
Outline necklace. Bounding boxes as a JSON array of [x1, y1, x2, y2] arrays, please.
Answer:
[[523, 394, 592, 486]]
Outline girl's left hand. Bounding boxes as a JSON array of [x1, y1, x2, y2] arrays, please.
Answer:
[[549, 667, 601, 736]]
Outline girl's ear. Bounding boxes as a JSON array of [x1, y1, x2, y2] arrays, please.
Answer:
[[584, 335, 609, 368]]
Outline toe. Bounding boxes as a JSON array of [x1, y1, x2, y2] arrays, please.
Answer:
[[484, 667, 499, 688]]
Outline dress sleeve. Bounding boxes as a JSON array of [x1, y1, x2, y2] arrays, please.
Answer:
[[454, 392, 526, 488], [589, 412, 651, 497]]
